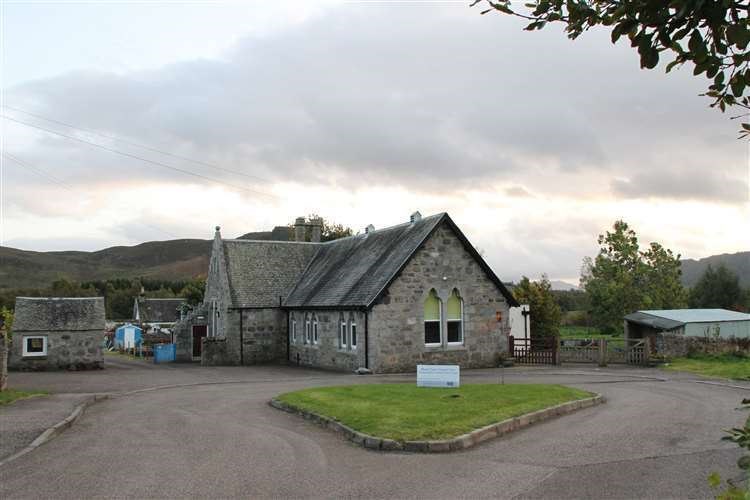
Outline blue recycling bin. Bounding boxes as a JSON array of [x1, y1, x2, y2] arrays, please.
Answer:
[[153, 343, 176, 364]]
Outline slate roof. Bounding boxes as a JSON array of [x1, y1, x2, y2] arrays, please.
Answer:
[[284, 213, 518, 308], [136, 298, 187, 323], [626, 309, 750, 327], [223, 240, 321, 307], [14, 297, 106, 332]]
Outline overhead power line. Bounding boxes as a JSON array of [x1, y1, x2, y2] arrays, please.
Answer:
[[3, 151, 180, 239], [1, 114, 278, 199], [2, 104, 271, 185]]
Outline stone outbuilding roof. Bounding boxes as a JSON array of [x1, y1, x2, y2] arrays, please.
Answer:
[[222, 240, 320, 308], [135, 298, 187, 323], [218, 212, 517, 310], [14, 297, 106, 332]]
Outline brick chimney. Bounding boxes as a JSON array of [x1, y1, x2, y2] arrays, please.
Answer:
[[310, 218, 322, 243], [294, 217, 306, 242]]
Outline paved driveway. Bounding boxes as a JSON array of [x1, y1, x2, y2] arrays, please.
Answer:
[[1, 360, 747, 499]]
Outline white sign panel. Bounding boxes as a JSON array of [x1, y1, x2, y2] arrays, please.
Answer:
[[417, 364, 460, 388]]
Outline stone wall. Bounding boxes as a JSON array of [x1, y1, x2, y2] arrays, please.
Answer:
[[8, 329, 103, 371], [225, 308, 286, 365], [201, 337, 234, 366], [288, 310, 366, 372], [368, 224, 511, 373], [655, 332, 750, 359]]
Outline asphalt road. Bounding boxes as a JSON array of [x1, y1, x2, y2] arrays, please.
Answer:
[[1, 361, 748, 499]]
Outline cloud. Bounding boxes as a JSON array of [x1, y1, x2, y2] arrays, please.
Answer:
[[5, 3, 745, 202], [611, 169, 749, 203]]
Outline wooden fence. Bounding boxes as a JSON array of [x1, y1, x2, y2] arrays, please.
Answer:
[[558, 338, 650, 366], [509, 335, 559, 365]]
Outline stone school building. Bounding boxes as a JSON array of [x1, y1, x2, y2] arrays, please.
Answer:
[[175, 212, 518, 373]]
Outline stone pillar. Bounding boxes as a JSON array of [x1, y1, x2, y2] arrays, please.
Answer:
[[294, 217, 306, 242]]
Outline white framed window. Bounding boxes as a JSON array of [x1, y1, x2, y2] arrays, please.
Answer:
[[447, 289, 464, 345], [340, 321, 347, 348], [291, 318, 297, 343], [305, 317, 311, 344], [22, 335, 47, 357], [313, 316, 319, 344], [424, 289, 442, 346], [350, 322, 357, 349]]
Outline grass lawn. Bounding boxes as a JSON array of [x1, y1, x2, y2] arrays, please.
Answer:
[[277, 383, 593, 441], [0, 389, 48, 406], [664, 353, 750, 381]]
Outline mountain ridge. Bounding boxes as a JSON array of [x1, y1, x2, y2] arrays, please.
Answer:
[[1, 237, 747, 290]]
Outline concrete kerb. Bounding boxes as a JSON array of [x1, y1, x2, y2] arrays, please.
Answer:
[[269, 394, 606, 453], [0, 393, 110, 468]]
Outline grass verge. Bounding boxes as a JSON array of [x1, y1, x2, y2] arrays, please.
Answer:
[[277, 383, 593, 441], [0, 389, 48, 406], [664, 353, 750, 381]]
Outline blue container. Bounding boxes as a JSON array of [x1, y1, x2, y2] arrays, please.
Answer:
[[154, 343, 176, 364]]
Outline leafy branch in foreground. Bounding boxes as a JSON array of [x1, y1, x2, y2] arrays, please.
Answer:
[[472, 0, 750, 137], [709, 398, 750, 499]]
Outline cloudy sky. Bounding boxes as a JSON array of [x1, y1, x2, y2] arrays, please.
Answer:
[[1, 1, 748, 284]]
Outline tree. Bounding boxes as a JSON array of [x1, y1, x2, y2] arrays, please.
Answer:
[[179, 278, 206, 306], [689, 264, 745, 309], [473, 0, 750, 135], [580, 220, 686, 334], [512, 275, 562, 337]]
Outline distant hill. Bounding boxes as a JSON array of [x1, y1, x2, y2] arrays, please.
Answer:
[[680, 251, 750, 288], [550, 280, 579, 291], [0, 239, 212, 290], [238, 226, 291, 241], [0, 227, 294, 291]]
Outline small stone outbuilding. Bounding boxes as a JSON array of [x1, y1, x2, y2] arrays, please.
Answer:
[[9, 297, 105, 371]]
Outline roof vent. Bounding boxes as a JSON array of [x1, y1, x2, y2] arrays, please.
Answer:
[[365, 224, 375, 234], [410, 211, 422, 223]]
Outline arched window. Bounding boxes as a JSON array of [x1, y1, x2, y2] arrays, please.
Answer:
[[312, 315, 319, 344], [447, 289, 463, 344], [424, 289, 442, 346]]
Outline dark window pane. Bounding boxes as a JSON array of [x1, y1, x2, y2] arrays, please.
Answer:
[[447, 321, 462, 343], [424, 321, 440, 344], [27, 338, 44, 353], [351, 325, 357, 346]]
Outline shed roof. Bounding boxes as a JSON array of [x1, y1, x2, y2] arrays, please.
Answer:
[[223, 240, 321, 308], [14, 297, 106, 332], [623, 311, 685, 331], [637, 309, 750, 323], [136, 298, 187, 323], [284, 213, 518, 308]]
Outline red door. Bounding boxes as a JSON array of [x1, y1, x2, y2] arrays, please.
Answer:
[[192, 325, 207, 357]]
